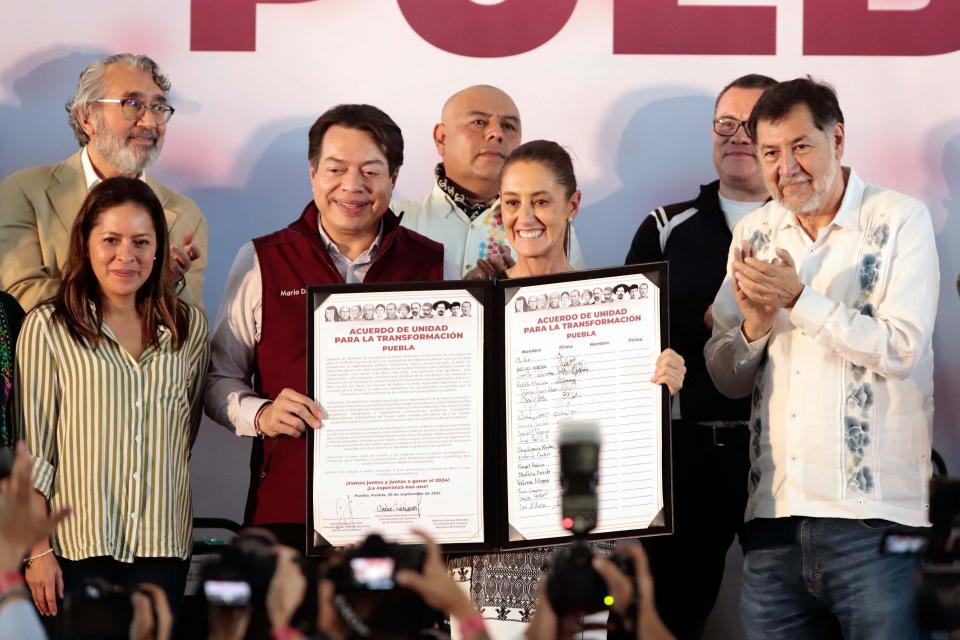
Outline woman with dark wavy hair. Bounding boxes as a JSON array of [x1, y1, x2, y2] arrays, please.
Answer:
[[15, 176, 209, 621]]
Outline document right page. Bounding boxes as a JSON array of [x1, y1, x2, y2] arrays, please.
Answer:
[[504, 274, 664, 542]]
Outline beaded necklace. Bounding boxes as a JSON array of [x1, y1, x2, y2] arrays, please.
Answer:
[[0, 301, 11, 447]]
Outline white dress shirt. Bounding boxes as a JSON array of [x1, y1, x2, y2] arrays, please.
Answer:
[[205, 217, 459, 437], [705, 169, 939, 527]]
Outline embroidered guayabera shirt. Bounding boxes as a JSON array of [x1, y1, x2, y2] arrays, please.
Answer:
[[705, 169, 939, 527], [14, 303, 210, 562]]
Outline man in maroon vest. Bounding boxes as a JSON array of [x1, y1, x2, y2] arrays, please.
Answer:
[[205, 104, 454, 549]]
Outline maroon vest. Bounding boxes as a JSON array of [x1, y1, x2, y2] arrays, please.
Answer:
[[247, 202, 444, 526]]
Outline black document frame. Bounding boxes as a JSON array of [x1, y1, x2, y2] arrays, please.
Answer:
[[305, 263, 672, 556]]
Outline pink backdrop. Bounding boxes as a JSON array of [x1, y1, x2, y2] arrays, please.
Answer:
[[2, 2, 957, 636]]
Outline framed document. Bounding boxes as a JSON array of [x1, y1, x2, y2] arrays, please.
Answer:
[[306, 282, 492, 553], [500, 266, 671, 548], [306, 264, 671, 555]]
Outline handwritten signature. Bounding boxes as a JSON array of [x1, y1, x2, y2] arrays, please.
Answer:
[[335, 494, 356, 531], [375, 494, 423, 518]]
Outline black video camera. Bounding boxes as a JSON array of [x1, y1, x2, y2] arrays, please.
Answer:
[[327, 533, 442, 636], [200, 544, 275, 609], [880, 477, 960, 630], [916, 477, 960, 630], [198, 528, 291, 610], [60, 578, 135, 640], [546, 421, 635, 617], [332, 533, 427, 593]]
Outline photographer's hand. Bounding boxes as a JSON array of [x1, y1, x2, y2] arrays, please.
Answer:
[[1, 443, 71, 616], [266, 545, 306, 635], [0, 444, 70, 566], [316, 572, 345, 640], [528, 545, 674, 640], [594, 544, 674, 640], [129, 583, 172, 640], [525, 584, 582, 640], [395, 529, 489, 639]]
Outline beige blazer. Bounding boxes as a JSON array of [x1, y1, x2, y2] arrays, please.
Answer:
[[0, 150, 207, 312]]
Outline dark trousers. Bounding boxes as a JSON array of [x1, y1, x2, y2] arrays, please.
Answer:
[[643, 420, 750, 640], [59, 555, 190, 625]]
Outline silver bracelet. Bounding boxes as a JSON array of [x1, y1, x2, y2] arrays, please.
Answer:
[[254, 401, 272, 439], [24, 548, 53, 567]]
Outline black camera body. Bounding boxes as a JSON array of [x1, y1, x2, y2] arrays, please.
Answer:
[[331, 533, 427, 593], [199, 534, 280, 608], [547, 541, 635, 617], [915, 477, 960, 630], [60, 578, 134, 640], [546, 421, 636, 617], [881, 477, 960, 631], [328, 533, 441, 636]]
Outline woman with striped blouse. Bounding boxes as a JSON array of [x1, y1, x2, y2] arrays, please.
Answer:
[[14, 177, 209, 620]]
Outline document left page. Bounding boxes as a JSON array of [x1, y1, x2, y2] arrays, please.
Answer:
[[311, 290, 485, 546]]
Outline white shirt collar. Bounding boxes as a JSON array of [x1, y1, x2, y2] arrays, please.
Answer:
[[780, 167, 863, 233], [80, 146, 147, 190]]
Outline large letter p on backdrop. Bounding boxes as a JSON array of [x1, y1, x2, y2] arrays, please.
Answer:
[[397, 0, 578, 58], [191, 0, 317, 52]]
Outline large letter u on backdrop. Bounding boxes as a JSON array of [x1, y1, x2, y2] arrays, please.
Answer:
[[397, 0, 578, 58]]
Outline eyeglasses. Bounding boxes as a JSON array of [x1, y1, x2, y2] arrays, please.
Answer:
[[95, 98, 175, 124], [713, 117, 749, 137]]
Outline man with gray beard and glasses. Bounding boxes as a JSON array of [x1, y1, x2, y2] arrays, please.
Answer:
[[706, 77, 939, 640], [0, 54, 207, 311]]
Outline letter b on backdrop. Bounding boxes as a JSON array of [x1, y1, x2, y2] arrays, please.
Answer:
[[804, 0, 960, 56]]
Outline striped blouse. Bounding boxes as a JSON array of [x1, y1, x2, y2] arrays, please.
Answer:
[[14, 303, 209, 562]]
